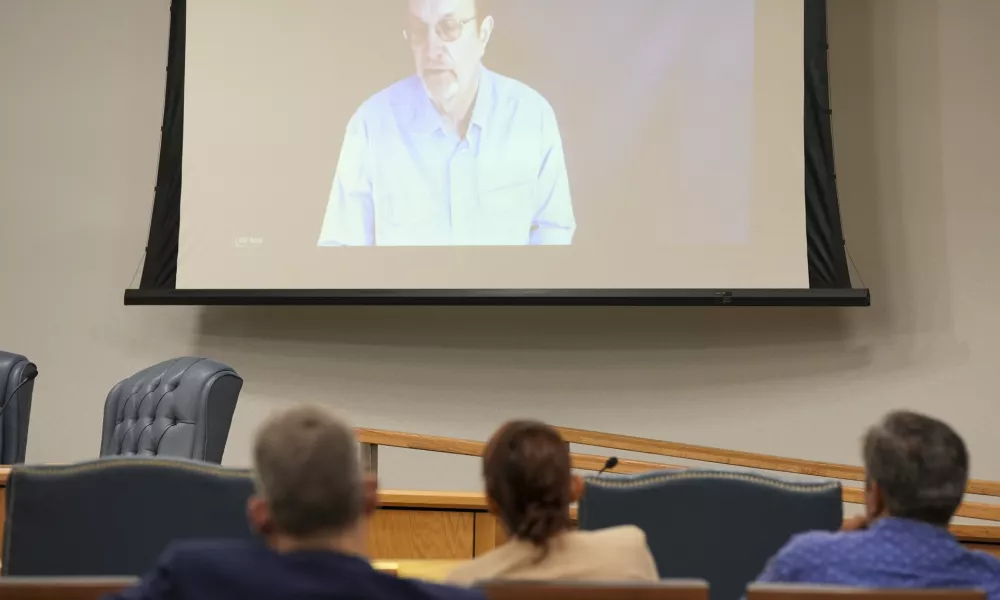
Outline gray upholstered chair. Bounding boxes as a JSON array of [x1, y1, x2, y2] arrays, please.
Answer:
[[579, 469, 843, 600], [100, 357, 242, 463], [0, 351, 37, 464], [1, 458, 255, 576]]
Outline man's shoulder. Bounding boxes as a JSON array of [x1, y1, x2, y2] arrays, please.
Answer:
[[770, 529, 862, 566], [486, 70, 553, 112], [353, 76, 423, 121], [967, 546, 1000, 573], [573, 525, 649, 550]]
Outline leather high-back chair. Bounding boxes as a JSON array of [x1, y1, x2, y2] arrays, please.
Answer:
[[1, 459, 256, 576], [0, 351, 37, 464], [579, 470, 843, 600], [100, 357, 242, 463]]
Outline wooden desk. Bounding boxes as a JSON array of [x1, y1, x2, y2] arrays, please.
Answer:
[[374, 560, 465, 582], [0, 577, 136, 599]]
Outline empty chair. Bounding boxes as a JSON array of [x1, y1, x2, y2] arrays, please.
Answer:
[[579, 470, 842, 600], [100, 357, 242, 463], [0, 351, 37, 464], [1, 458, 256, 576]]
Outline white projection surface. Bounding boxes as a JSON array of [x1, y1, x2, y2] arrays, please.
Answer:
[[178, 0, 808, 289]]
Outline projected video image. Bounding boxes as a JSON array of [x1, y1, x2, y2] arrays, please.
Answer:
[[180, 0, 808, 288], [312, 0, 750, 248]]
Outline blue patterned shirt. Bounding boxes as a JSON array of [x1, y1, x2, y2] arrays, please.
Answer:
[[756, 518, 1000, 599]]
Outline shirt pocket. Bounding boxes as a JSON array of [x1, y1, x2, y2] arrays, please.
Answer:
[[378, 187, 447, 246], [477, 180, 536, 245]]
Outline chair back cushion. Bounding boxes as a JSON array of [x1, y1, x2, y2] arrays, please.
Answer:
[[100, 357, 242, 463], [0, 351, 36, 464], [2, 459, 256, 576], [579, 469, 843, 600]]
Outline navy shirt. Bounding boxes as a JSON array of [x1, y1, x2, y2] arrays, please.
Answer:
[[106, 540, 485, 600], [756, 517, 1000, 599]]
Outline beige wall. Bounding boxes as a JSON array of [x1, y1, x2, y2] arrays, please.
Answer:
[[0, 0, 998, 496]]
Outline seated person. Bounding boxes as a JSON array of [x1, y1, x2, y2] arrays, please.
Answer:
[[109, 405, 483, 600], [756, 410, 1000, 599], [447, 420, 659, 585]]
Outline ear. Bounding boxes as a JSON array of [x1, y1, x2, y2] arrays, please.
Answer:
[[570, 474, 585, 504], [479, 15, 494, 46], [865, 479, 885, 520], [362, 474, 378, 517], [247, 495, 274, 536]]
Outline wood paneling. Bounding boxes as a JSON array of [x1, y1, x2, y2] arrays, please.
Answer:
[[474, 512, 508, 556], [379, 490, 489, 510], [368, 510, 474, 560], [964, 543, 1000, 559]]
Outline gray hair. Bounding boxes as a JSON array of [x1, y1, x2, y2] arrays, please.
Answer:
[[253, 405, 363, 536], [863, 411, 968, 525]]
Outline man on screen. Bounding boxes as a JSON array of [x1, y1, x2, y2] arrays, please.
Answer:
[[317, 0, 576, 247]]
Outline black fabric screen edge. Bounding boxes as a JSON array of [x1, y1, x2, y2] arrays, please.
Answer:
[[803, 0, 850, 288], [139, 0, 185, 289], [135, 0, 855, 297]]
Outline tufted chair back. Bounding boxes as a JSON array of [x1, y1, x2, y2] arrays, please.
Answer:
[[100, 357, 243, 463], [579, 469, 843, 600], [2, 458, 255, 576], [0, 351, 37, 464]]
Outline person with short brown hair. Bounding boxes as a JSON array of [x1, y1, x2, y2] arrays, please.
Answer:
[[756, 411, 1000, 598], [111, 405, 483, 600], [447, 420, 658, 585]]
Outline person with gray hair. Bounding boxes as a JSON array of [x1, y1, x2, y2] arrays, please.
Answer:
[[755, 411, 1000, 598], [110, 405, 484, 600]]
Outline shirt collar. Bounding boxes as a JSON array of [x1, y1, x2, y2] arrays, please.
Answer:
[[869, 516, 959, 542], [410, 67, 494, 136]]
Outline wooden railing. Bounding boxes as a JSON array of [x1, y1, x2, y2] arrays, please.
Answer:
[[356, 427, 1000, 524], [553, 427, 1000, 497]]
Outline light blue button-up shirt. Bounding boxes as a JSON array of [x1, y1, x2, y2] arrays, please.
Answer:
[[318, 69, 576, 247]]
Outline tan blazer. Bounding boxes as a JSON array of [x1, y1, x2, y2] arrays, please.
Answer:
[[446, 525, 659, 586]]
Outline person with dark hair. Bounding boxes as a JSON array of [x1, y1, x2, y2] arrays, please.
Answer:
[[756, 411, 1000, 598], [447, 420, 658, 585], [318, 0, 576, 247], [109, 406, 484, 600]]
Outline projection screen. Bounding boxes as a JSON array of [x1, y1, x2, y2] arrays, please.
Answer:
[[176, 0, 809, 291]]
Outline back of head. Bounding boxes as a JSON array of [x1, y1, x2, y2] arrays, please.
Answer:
[[863, 410, 968, 525], [253, 405, 362, 537], [483, 420, 573, 548]]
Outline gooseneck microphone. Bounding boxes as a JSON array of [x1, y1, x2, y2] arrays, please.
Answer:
[[597, 456, 619, 476], [0, 364, 38, 422]]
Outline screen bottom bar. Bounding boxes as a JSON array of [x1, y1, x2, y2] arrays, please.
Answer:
[[123, 288, 871, 307]]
